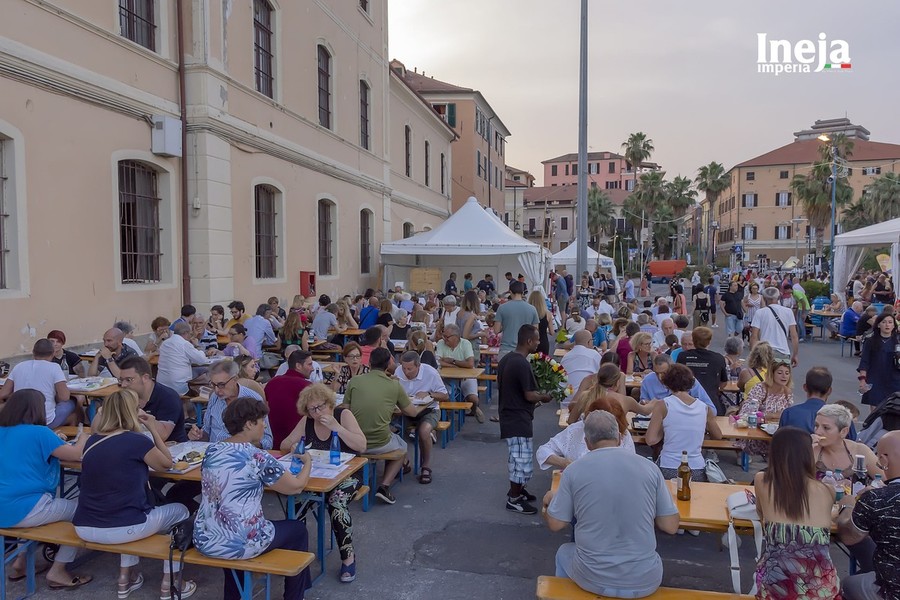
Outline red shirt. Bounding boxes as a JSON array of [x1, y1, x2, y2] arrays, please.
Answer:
[[265, 369, 311, 449]]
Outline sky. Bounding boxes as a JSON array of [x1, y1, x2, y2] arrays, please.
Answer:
[[389, 1, 900, 187]]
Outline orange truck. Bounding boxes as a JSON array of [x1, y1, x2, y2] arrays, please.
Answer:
[[647, 260, 687, 283]]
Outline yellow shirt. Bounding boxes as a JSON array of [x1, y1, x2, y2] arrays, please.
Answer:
[[743, 367, 767, 395]]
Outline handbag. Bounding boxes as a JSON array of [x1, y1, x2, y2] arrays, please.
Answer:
[[167, 517, 195, 599], [704, 458, 732, 484], [725, 489, 763, 596]]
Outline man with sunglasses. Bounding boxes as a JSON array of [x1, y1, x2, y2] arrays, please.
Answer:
[[266, 350, 314, 449], [188, 359, 272, 449]]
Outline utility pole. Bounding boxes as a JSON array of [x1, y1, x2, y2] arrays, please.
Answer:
[[575, 0, 589, 278]]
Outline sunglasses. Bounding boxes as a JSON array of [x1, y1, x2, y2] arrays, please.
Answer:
[[772, 358, 791, 367]]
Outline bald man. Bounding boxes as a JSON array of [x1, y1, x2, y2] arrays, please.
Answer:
[[89, 327, 137, 378], [561, 330, 602, 400], [652, 318, 683, 350], [838, 430, 900, 600]]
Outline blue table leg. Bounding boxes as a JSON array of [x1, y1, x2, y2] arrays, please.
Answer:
[[741, 451, 749, 472], [361, 461, 371, 512], [192, 401, 204, 424]]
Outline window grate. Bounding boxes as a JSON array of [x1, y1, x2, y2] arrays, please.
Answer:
[[253, 0, 274, 98], [119, 0, 156, 51], [360, 210, 372, 274], [318, 200, 333, 275], [317, 46, 332, 128], [0, 141, 7, 289], [404, 126, 412, 177], [359, 80, 370, 149], [254, 185, 277, 279], [119, 160, 162, 284]]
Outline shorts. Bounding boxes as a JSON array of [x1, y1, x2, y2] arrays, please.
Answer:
[[460, 378, 478, 398], [366, 432, 408, 455], [409, 408, 439, 431], [505, 437, 534, 485]]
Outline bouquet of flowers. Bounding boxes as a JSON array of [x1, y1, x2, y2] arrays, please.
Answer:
[[529, 352, 573, 403]]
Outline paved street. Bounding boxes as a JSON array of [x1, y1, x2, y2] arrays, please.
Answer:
[[6, 285, 863, 600]]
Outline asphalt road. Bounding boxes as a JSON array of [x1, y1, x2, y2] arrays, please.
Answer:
[[8, 284, 863, 600]]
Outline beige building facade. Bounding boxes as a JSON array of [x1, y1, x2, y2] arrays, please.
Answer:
[[699, 119, 900, 267], [0, 0, 453, 358], [391, 61, 509, 213], [522, 185, 630, 254], [542, 151, 660, 191], [503, 165, 534, 234]]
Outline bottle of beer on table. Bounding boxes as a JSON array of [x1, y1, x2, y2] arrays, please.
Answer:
[[851, 454, 869, 496], [677, 450, 691, 501]]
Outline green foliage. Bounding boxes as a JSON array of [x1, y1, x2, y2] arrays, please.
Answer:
[[842, 173, 900, 232], [800, 280, 829, 301]]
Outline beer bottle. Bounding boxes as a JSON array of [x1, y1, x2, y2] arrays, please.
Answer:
[[677, 450, 692, 501]]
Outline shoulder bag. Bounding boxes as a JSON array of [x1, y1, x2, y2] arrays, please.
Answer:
[[725, 489, 763, 595], [766, 306, 789, 340]]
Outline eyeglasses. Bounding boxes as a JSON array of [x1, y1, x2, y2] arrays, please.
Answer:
[[210, 376, 237, 390], [117, 376, 138, 385], [345, 353, 361, 359], [308, 403, 326, 414]]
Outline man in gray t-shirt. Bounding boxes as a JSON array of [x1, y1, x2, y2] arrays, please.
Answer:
[[544, 411, 680, 598], [494, 281, 539, 356]]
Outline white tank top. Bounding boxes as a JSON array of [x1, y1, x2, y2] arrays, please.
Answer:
[[660, 394, 708, 470]]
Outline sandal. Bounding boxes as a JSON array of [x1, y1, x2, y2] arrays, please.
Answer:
[[418, 466, 433, 484], [402, 460, 412, 475], [339, 559, 356, 583], [48, 575, 93, 590], [489, 415, 500, 423], [160, 579, 197, 600]]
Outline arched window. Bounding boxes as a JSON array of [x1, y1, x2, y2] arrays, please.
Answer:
[[318, 199, 335, 275], [317, 45, 332, 129], [403, 222, 414, 239], [424, 141, 430, 187], [253, 0, 275, 98], [404, 126, 412, 177], [360, 209, 373, 274], [254, 184, 279, 279], [359, 80, 370, 150]]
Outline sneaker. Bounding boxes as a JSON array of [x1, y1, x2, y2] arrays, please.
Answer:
[[506, 495, 537, 515], [375, 485, 396, 505], [520, 488, 537, 502], [711, 324, 719, 328]]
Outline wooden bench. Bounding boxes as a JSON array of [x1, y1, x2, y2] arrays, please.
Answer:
[[439, 401, 472, 439], [0, 522, 314, 600], [536, 576, 752, 599], [359, 448, 408, 510]]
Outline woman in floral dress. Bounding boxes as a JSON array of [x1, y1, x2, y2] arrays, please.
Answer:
[[738, 358, 793, 458], [193, 398, 312, 600], [753, 427, 840, 599]]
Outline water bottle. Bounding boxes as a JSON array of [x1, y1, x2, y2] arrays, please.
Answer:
[[822, 471, 837, 499], [833, 468, 845, 501], [290, 436, 306, 475], [748, 412, 757, 428], [329, 430, 341, 466], [871, 474, 885, 489]]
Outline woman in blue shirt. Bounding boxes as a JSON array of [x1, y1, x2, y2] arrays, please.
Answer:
[[194, 398, 312, 599], [0, 389, 92, 589], [73, 390, 195, 600]]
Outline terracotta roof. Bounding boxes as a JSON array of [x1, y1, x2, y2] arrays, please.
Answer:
[[543, 151, 624, 163], [505, 178, 529, 188], [391, 60, 474, 94], [523, 185, 631, 206], [735, 138, 900, 168], [389, 70, 459, 140]]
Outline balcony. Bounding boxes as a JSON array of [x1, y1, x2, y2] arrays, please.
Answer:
[[523, 228, 544, 238]]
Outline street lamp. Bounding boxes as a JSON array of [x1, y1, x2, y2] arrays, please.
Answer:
[[819, 134, 838, 292]]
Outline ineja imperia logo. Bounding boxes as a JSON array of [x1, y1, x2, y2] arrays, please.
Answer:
[[757, 33, 851, 75]]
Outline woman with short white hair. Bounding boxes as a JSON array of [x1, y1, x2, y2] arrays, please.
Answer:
[[812, 404, 882, 481]]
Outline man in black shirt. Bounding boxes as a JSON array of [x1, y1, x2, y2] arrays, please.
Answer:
[[839, 430, 900, 600], [444, 272, 458, 296], [476, 274, 496, 296], [88, 327, 137, 378], [676, 326, 727, 415], [719, 281, 744, 338], [497, 324, 551, 515], [116, 356, 186, 443]]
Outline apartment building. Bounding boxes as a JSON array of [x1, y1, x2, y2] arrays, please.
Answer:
[[392, 61, 510, 212], [0, 0, 453, 358], [521, 185, 630, 253], [503, 165, 535, 234], [542, 151, 660, 191], [698, 119, 900, 266]]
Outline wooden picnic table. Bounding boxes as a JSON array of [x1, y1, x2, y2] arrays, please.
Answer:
[[810, 309, 843, 318], [328, 328, 365, 337], [439, 366, 484, 380]]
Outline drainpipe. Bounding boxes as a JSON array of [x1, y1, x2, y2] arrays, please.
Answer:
[[176, 0, 191, 305]]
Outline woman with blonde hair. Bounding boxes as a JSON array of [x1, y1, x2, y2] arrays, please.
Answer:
[[625, 331, 654, 375], [567, 364, 647, 425], [738, 341, 773, 395], [74, 390, 195, 599], [408, 329, 438, 370], [278, 312, 309, 353], [235, 355, 266, 400], [528, 290, 555, 354], [336, 300, 358, 330], [737, 357, 793, 457], [280, 384, 366, 582]]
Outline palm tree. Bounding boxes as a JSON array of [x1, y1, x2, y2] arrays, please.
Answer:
[[586, 187, 616, 270], [791, 134, 854, 255], [651, 203, 677, 258], [840, 200, 871, 232], [862, 172, 900, 222], [630, 171, 668, 261], [665, 175, 697, 258], [621, 132, 654, 192], [694, 161, 730, 262]]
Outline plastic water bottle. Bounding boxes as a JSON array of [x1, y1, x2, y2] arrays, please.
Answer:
[[833, 469, 846, 501], [290, 436, 306, 475], [748, 412, 758, 428], [329, 430, 341, 466], [822, 471, 837, 499], [871, 474, 885, 489]]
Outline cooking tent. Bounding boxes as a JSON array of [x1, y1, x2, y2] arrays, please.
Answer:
[[833, 217, 900, 292], [381, 196, 551, 292]]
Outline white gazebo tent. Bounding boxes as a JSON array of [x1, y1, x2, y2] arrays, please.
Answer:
[[380, 197, 551, 292], [551, 239, 619, 283], [833, 217, 900, 292]]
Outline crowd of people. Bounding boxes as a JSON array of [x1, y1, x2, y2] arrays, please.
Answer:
[[0, 264, 898, 600]]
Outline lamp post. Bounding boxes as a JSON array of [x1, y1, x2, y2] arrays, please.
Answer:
[[819, 134, 838, 292], [575, 0, 589, 278]]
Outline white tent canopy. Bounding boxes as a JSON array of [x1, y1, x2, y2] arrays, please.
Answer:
[[833, 217, 900, 292], [381, 196, 551, 292], [552, 239, 618, 284]]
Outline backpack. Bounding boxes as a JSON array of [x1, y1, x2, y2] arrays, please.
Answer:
[[859, 393, 900, 449]]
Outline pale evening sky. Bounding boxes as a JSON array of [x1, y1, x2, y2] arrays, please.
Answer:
[[389, 1, 900, 187]]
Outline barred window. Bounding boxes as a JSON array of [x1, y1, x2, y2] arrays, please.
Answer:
[[404, 126, 412, 177], [0, 139, 8, 289], [253, 0, 274, 98], [254, 185, 278, 279], [359, 80, 370, 149], [403, 222, 414, 239], [118, 161, 162, 283], [119, 0, 156, 51], [440, 153, 446, 195], [318, 199, 334, 275], [360, 209, 373, 274], [424, 141, 431, 187], [317, 45, 332, 128]]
